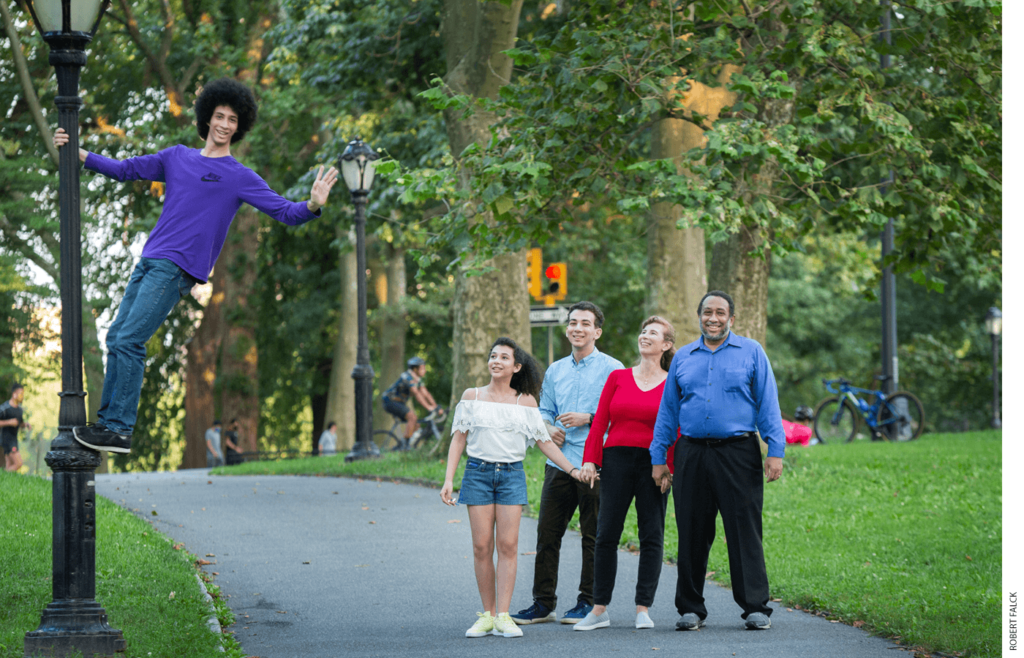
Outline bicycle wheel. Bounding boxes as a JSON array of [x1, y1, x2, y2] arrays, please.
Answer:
[[373, 429, 402, 451], [813, 397, 859, 443], [876, 392, 924, 441]]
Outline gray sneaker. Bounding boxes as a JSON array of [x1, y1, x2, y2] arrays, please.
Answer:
[[676, 613, 706, 630], [573, 610, 610, 631], [745, 612, 771, 630]]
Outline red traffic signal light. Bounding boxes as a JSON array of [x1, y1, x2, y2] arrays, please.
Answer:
[[545, 264, 561, 279]]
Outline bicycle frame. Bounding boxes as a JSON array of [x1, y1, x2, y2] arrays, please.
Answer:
[[823, 379, 892, 430]]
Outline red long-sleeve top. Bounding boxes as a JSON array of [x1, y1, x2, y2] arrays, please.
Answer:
[[582, 369, 677, 473]]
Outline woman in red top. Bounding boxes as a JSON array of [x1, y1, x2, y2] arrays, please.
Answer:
[[573, 316, 677, 631]]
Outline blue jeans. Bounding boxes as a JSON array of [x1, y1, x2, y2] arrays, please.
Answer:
[[97, 258, 197, 434]]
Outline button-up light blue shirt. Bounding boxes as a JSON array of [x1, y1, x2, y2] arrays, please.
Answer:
[[539, 346, 625, 472], [650, 331, 786, 463]]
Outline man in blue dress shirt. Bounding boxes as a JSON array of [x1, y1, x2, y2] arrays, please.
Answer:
[[512, 301, 624, 626], [650, 291, 785, 632]]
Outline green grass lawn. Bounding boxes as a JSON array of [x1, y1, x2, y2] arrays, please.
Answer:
[[0, 472, 244, 658], [219, 430, 1000, 657]]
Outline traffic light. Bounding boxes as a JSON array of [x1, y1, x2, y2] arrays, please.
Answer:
[[527, 248, 542, 300], [543, 262, 567, 304]]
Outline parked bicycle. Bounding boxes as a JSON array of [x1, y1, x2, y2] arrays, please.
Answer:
[[813, 378, 924, 443], [374, 406, 448, 452]]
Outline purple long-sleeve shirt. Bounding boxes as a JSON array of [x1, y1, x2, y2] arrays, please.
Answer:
[[85, 145, 319, 282]]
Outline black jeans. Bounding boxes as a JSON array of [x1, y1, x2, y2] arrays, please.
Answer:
[[594, 447, 668, 607], [532, 464, 601, 610], [673, 436, 772, 619]]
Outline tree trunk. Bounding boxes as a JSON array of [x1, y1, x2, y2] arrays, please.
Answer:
[[708, 226, 771, 347], [324, 227, 358, 452], [707, 94, 794, 349], [373, 243, 408, 438], [647, 65, 739, 342], [183, 264, 225, 468], [219, 207, 260, 454], [441, 0, 530, 459]]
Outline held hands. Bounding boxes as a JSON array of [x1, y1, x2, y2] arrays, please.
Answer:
[[307, 165, 339, 213], [651, 464, 671, 494], [580, 462, 600, 489], [764, 456, 783, 483], [440, 481, 456, 506]]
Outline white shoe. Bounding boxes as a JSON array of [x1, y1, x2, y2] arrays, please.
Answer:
[[635, 611, 654, 629], [465, 612, 494, 638], [492, 612, 524, 637], [573, 610, 610, 631]]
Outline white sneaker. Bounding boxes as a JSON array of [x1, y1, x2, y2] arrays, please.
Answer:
[[573, 610, 610, 631], [465, 612, 494, 638], [635, 611, 654, 629], [492, 612, 524, 637]]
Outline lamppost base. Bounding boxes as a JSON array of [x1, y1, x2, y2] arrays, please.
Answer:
[[24, 600, 125, 657], [344, 441, 381, 463]]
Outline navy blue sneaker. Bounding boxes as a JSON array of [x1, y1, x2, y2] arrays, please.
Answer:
[[560, 601, 593, 624], [510, 601, 555, 625]]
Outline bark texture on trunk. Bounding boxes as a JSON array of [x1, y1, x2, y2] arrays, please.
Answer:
[[449, 250, 532, 410], [183, 264, 225, 468], [219, 207, 260, 453], [647, 66, 739, 343], [375, 243, 407, 437], [707, 96, 794, 349], [325, 228, 358, 452], [441, 0, 530, 434]]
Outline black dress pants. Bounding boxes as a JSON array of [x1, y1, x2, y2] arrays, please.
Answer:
[[532, 464, 601, 610], [593, 446, 669, 607], [673, 436, 772, 619]]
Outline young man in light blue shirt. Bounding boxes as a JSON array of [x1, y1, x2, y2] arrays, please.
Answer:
[[512, 301, 624, 626]]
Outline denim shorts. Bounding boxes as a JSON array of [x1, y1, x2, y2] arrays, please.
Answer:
[[458, 459, 528, 506]]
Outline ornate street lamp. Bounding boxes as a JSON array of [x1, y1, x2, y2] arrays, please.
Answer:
[[339, 138, 380, 462], [20, 0, 126, 655], [984, 307, 1001, 430]]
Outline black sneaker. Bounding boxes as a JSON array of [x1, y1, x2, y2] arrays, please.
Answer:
[[676, 613, 706, 630], [73, 424, 132, 453]]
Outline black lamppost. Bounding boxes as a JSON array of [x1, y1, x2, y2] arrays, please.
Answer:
[[20, 0, 126, 656], [984, 307, 1001, 430], [339, 138, 380, 462]]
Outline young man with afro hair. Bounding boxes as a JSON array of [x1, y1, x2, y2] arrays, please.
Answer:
[[53, 78, 339, 454]]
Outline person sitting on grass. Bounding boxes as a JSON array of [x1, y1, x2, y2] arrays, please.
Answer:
[[53, 78, 338, 454]]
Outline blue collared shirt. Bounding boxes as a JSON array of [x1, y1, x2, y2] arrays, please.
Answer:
[[650, 331, 786, 463], [539, 346, 625, 471]]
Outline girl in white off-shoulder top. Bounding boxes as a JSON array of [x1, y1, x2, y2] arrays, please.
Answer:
[[441, 337, 582, 639]]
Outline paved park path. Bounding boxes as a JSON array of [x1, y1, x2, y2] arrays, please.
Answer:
[[96, 469, 903, 658]]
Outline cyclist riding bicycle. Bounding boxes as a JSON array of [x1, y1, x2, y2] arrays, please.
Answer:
[[382, 357, 441, 449]]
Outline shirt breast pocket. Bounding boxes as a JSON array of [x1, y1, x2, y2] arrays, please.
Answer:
[[724, 368, 750, 393]]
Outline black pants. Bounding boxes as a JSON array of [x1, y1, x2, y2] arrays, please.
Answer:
[[673, 436, 772, 619], [533, 464, 601, 610], [594, 447, 668, 607]]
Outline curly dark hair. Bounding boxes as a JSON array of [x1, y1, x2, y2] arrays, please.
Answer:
[[490, 337, 543, 401], [194, 78, 258, 144], [567, 301, 605, 328]]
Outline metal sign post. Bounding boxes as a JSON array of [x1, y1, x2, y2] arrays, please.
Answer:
[[530, 305, 570, 367]]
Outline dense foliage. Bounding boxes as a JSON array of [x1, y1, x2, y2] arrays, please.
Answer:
[[0, 0, 1000, 467]]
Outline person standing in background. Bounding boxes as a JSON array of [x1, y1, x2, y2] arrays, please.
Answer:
[[1, 383, 31, 472], [319, 421, 338, 456], [223, 418, 244, 465], [205, 419, 223, 468]]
